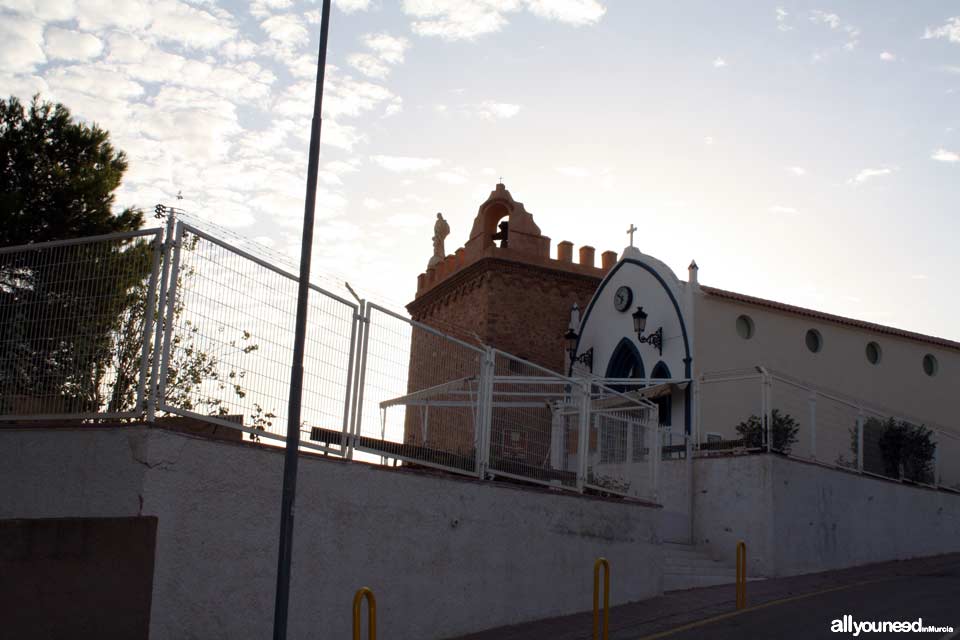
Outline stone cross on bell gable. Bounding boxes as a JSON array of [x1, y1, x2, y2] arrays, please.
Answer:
[[627, 224, 638, 248]]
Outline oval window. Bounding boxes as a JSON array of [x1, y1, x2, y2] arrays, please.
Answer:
[[923, 354, 939, 377], [865, 342, 881, 365], [805, 329, 823, 353], [736, 315, 755, 340]]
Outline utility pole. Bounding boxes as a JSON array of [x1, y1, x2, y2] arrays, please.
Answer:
[[273, 1, 332, 637]]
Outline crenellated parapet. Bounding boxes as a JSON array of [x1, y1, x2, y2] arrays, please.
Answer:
[[415, 183, 615, 298]]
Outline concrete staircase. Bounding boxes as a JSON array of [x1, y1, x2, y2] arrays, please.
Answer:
[[663, 542, 740, 592]]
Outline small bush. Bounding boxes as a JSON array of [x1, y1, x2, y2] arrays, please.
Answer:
[[735, 409, 799, 453]]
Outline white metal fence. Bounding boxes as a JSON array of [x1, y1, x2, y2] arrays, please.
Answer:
[[696, 367, 960, 493], [0, 228, 162, 420], [0, 219, 659, 501], [7, 220, 954, 500]]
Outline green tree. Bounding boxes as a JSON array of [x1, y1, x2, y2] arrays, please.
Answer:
[[0, 95, 147, 414], [875, 417, 935, 483], [735, 409, 800, 453], [0, 95, 142, 245]]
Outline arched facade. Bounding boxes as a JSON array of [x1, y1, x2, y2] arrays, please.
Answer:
[[574, 246, 694, 434]]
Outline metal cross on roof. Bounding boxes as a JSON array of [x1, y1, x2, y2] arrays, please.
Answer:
[[627, 223, 638, 247]]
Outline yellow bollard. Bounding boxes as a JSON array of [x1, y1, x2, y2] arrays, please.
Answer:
[[735, 541, 746, 610], [352, 587, 377, 640], [593, 557, 610, 640]]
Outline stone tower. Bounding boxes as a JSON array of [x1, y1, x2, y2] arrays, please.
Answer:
[[407, 183, 617, 373]]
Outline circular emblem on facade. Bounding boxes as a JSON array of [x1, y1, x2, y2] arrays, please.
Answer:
[[613, 285, 633, 312]]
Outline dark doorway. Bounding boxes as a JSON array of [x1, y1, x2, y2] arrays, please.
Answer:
[[651, 361, 672, 427]]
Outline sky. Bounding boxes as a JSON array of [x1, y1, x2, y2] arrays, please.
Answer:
[[1, 0, 959, 341]]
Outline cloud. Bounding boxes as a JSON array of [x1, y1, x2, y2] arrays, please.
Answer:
[[879, 51, 896, 62], [0, 15, 46, 71], [371, 155, 443, 172], [348, 32, 410, 79], [923, 17, 960, 44], [363, 198, 383, 210], [788, 166, 807, 176], [45, 27, 104, 62], [810, 10, 859, 50], [347, 53, 389, 78], [525, 0, 606, 26], [260, 14, 309, 48], [556, 166, 590, 178], [364, 33, 410, 64], [775, 6, 791, 31], [402, 0, 606, 41], [474, 101, 521, 119], [810, 10, 840, 30], [703, 136, 714, 145], [768, 205, 798, 214], [848, 167, 894, 184], [932, 148, 959, 163], [713, 57, 727, 68], [334, 0, 371, 13], [436, 167, 469, 184]]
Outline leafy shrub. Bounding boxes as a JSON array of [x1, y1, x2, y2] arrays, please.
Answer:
[[735, 409, 799, 453]]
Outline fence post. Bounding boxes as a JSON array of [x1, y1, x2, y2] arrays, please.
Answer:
[[341, 299, 363, 461], [155, 220, 184, 413], [349, 303, 371, 456], [933, 431, 939, 489], [759, 370, 772, 452], [138, 231, 163, 420], [856, 412, 864, 474], [651, 423, 661, 503], [147, 214, 177, 422], [808, 391, 817, 460], [475, 347, 495, 479], [576, 380, 591, 491]]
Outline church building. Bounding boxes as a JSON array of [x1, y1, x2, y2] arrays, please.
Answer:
[[409, 184, 958, 470]]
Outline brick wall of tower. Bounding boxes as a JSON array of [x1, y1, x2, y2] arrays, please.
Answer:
[[400, 184, 616, 469]]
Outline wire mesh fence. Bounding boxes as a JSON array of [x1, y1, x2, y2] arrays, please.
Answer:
[[157, 223, 357, 450], [696, 370, 765, 448], [352, 302, 485, 474], [0, 229, 162, 420], [698, 368, 959, 492], [487, 351, 573, 487], [583, 385, 658, 501], [937, 430, 960, 492], [3, 218, 958, 500]]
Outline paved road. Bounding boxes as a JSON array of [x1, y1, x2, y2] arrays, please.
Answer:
[[660, 569, 960, 640], [450, 554, 960, 640]]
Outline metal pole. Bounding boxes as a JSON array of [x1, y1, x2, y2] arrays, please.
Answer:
[[273, 1, 332, 637]]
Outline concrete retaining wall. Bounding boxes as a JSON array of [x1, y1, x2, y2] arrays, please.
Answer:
[[690, 454, 960, 577], [0, 426, 662, 640]]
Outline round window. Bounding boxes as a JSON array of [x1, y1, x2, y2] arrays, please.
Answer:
[[865, 342, 882, 365], [736, 315, 755, 340], [805, 329, 823, 353], [923, 354, 939, 377]]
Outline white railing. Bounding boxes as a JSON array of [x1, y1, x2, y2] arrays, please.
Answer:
[[0, 218, 659, 501], [696, 367, 960, 493]]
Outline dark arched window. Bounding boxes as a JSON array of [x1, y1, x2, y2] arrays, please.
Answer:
[[605, 337, 645, 393], [651, 361, 672, 427]]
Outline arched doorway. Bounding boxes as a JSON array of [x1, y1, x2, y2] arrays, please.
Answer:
[[651, 361, 672, 429]]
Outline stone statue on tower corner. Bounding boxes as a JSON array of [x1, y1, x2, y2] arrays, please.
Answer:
[[429, 212, 450, 268]]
